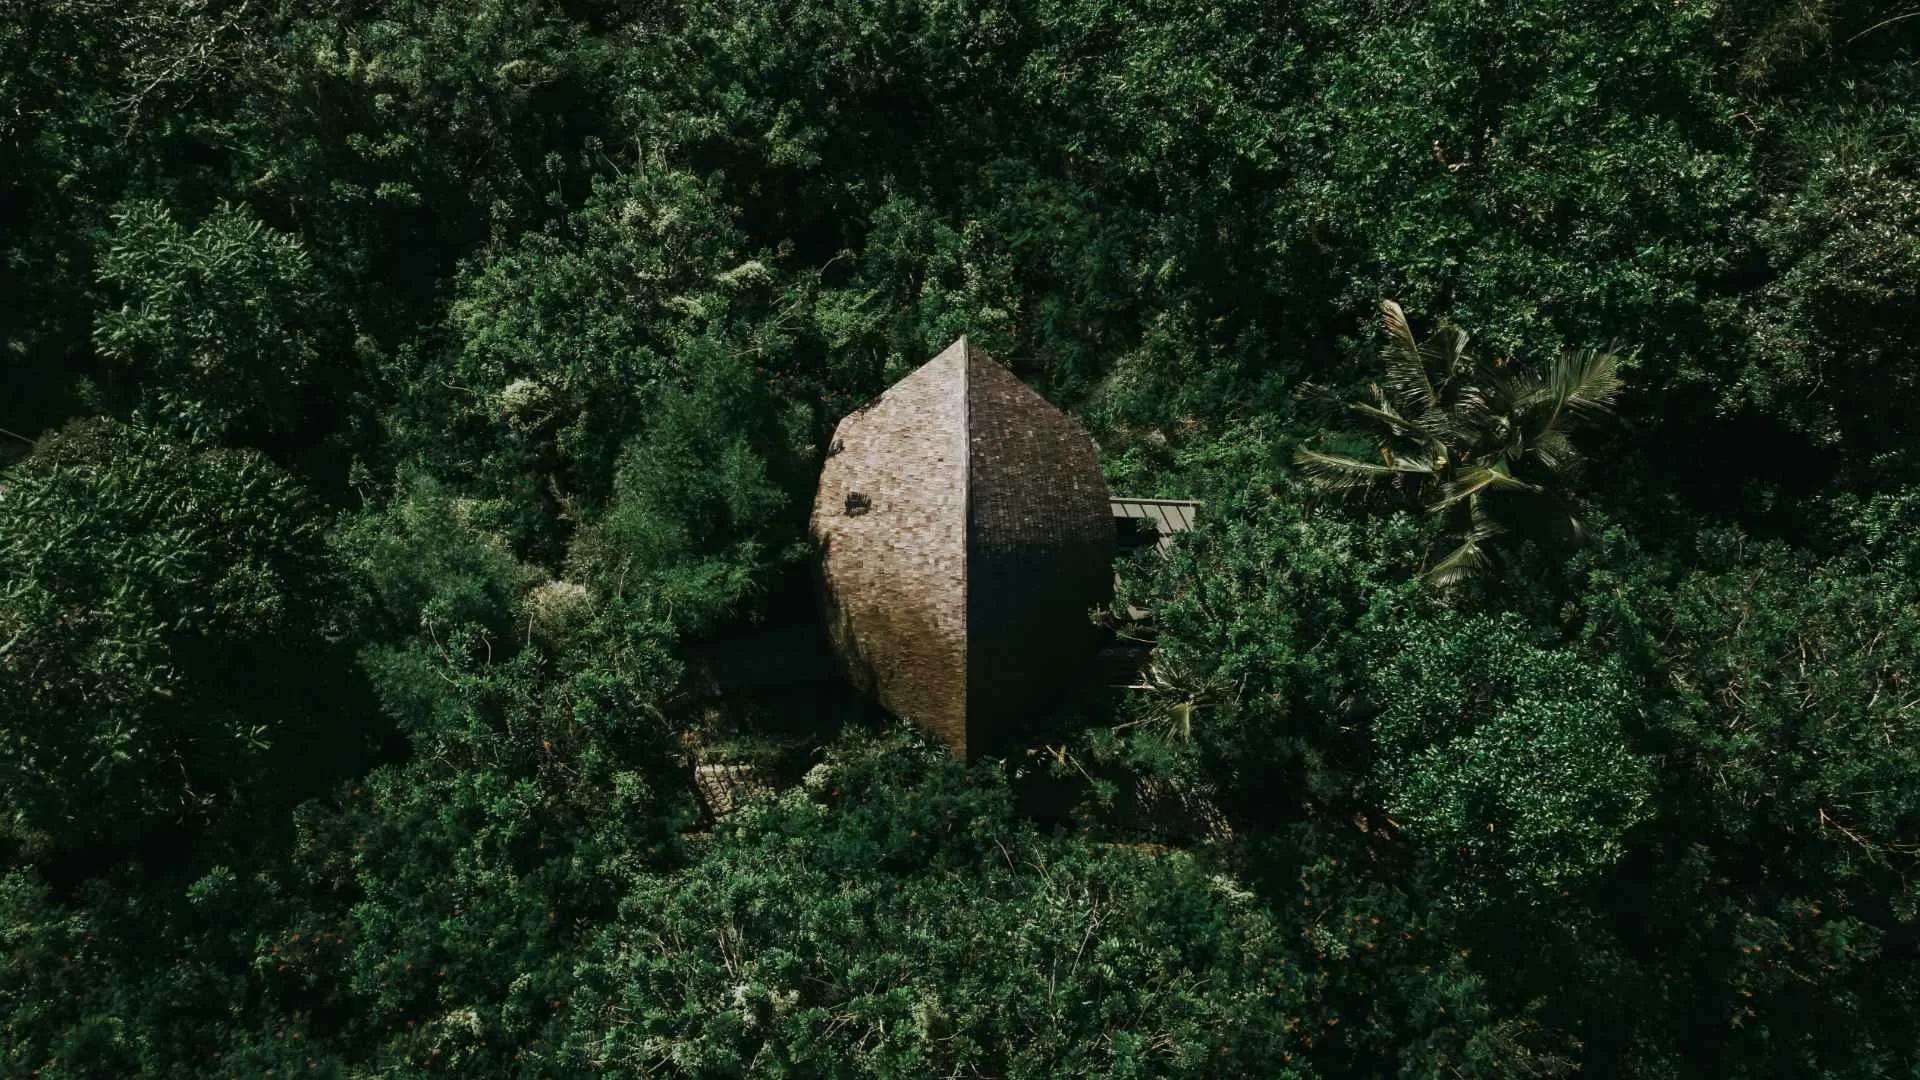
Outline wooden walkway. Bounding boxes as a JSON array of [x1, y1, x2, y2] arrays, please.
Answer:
[[1109, 497, 1202, 552]]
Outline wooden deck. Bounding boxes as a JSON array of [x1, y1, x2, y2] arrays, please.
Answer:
[[1109, 497, 1203, 551]]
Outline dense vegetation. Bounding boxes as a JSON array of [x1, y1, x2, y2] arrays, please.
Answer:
[[3, 0, 1918, 1074]]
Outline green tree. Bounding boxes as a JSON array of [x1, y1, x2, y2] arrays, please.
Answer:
[[1367, 610, 1653, 901], [94, 201, 333, 443], [1296, 301, 1627, 586], [567, 732, 1319, 1077], [312, 476, 690, 1073], [0, 420, 356, 856], [566, 336, 809, 637], [387, 167, 761, 556], [1733, 89, 1920, 463]]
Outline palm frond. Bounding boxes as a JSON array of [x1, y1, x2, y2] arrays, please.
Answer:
[[1465, 494, 1507, 540], [1559, 508, 1589, 550], [1291, 380, 1341, 404], [1424, 534, 1494, 588], [1472, 359, 1527, 414], [1445, 385, 1506, 446], [1424, 498, 1506, 587], [1348, 398, 1424, 439], [1317, 301, 1625, 591], [1422, 324, 1471, 386], [1554, 346, 1626, 421], [1379, 300, 1438, 415], [1528, 427, 1576, 474], [1431, 464, 1536, 510], [1294, 447, 1433, 492]]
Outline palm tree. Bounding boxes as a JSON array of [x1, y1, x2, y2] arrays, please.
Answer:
[[1294, 300, 1627, 587]]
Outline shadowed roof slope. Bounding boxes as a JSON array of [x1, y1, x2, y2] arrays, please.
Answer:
[[812, 338, 1114, 759]]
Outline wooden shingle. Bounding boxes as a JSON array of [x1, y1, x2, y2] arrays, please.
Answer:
[[812, 338, 1114, 759]]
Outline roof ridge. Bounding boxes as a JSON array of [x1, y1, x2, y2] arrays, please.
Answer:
[[956, 335, 970, 751]]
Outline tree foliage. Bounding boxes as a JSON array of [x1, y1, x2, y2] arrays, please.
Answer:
[[1296, 301, 1627, 586], [93, 202, 329, 438], [0, 420, 356, 856], [1367, 611, 1653, 900], [3, 0, 1919, 1075]]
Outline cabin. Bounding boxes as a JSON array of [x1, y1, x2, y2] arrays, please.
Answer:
[[689, 343, 1203, 768], [811, 337, 1115, 759]]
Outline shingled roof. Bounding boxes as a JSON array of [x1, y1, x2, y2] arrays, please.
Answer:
[[812, 337, 1114, 759]]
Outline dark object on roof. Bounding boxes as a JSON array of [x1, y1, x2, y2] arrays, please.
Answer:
[[812, 337, 1114, 759]]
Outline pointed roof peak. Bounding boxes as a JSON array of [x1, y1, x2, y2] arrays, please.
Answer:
[[938, 334, 1006, 379]]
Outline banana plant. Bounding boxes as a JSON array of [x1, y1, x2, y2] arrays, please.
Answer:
[[1294, 300, 1626, 587]]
